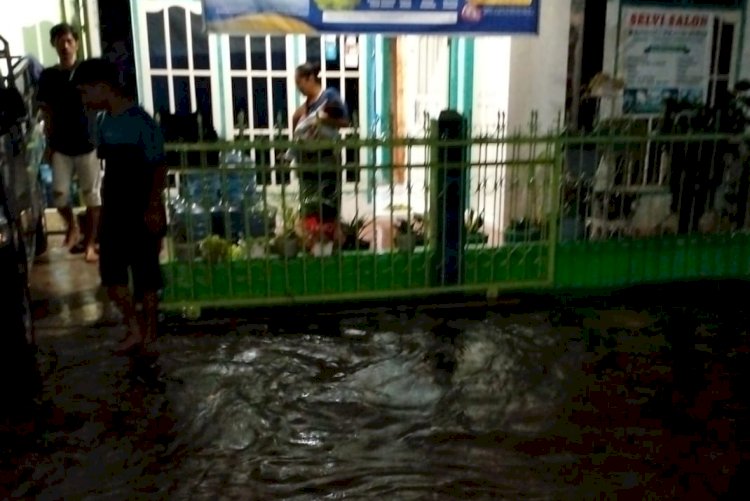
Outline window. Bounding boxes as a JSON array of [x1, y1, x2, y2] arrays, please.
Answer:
[[143, 3, 215, 125], [227, 35, 296, 185], [707, 15, 740, 107], [225, 34, 365, 187], [133, 2, 370, 190]]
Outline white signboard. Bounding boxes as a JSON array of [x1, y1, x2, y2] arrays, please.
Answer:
[[619, 7, 713, 115]]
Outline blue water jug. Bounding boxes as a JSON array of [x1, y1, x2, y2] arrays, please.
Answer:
[[172, 199, 210, 243], [39, 163, 54, 206], [189, 202, 211, 242], [210, 195, 243, 241], [223, 150, 257, 206], [244, 201, 277, 238]]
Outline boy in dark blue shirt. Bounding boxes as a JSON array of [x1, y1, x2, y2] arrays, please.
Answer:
[[72, 59, 167, 354]]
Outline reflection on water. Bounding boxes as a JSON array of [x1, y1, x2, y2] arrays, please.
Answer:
[[4, 285, 750, 500]]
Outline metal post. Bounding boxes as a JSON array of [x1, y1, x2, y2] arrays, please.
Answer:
[[429, 110, 468, 287]]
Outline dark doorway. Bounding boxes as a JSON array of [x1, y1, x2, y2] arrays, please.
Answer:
[[97, 0, 137, 99], [566, 0, 607, 132]]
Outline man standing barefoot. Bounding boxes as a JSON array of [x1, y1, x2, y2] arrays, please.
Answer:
[[37, 23, 100, 262], [73, 59, 167, 353]]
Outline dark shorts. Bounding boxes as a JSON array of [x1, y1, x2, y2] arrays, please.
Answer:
[[99, 214, 164, 296]]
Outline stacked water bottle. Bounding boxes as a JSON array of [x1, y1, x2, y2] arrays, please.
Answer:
[[168, 150, 277, 261]]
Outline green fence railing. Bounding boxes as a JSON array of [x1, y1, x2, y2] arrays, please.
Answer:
[[158, 127, 750, 312]]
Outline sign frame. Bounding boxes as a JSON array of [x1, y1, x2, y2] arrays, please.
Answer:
[[200, 0, 541, 36], [617, 5, 714, 117]]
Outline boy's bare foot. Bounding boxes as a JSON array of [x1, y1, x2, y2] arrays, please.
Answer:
[[94, 303, 122, 327], [84, 246, 99, 263], [114, 332, 144, 355], [64, 226, 81, 249]]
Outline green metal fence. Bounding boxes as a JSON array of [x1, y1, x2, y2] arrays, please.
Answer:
[[158, 125, 750, 311]]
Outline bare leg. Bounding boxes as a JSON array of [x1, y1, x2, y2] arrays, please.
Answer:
[[57, 205, 79, 248], [142, 290, 159, 345], [96, 286, 123, 326], [107, 285, 143, 353], [84, 206, 101, 262]]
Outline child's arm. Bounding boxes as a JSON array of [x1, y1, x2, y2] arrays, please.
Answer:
[[292, 104, 306, 130], [318, 99, 350, 129], [142, 116, 168, 233]]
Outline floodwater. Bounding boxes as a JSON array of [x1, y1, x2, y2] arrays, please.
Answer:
[[2, 245, 749, 500]]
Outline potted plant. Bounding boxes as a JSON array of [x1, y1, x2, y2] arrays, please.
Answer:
[[504, 218, 543, 244], [341, 216, 371, 251], [238, 236, 269, 259], [229, 240, 247, 261], [299, 199, 339, 257], [465, 209, 488, 245], [411, 214, 427, 247], [394, 218, 419, 252], [302, 215, 337, 257], [273, 207, 301, 258], [199, 234, 232, 263], [309, 236, 335, 257]]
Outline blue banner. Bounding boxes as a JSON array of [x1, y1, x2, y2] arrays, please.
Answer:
[[202, 1, 539, 35]]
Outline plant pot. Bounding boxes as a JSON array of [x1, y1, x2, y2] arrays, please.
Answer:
[[560, 216, 584, 241], [173, 242, 199, 261], [395, 233, 418, 252], [248, 242, 267, 259], [467, 232, 488, 245], [504, 227, 542, 244], [342, 237, 371, 251], [310, 241, 334, 257], [274, 236, 300, 258]]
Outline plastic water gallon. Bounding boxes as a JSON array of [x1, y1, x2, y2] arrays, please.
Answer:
[[210, 195, 243, 241]]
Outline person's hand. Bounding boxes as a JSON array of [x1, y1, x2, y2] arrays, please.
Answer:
[[144, 203, 167, 235]]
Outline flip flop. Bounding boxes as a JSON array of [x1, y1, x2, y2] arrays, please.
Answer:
[[70, 241, 86, 254]]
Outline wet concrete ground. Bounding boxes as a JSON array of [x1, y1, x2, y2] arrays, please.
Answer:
[[2, 237, 750, 499]]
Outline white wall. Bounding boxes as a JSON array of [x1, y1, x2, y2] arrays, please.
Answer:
[[470, 37, 511, 231], [473, 37, 511, 133], [469, 0, 570, 231], [506, 0, 572, 134], [400, 35, 451, 135], [741, 1, 750, 82], [0, 0, 101, 69], [0, 0, 63, 66], [376, 36, 451, 216]]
